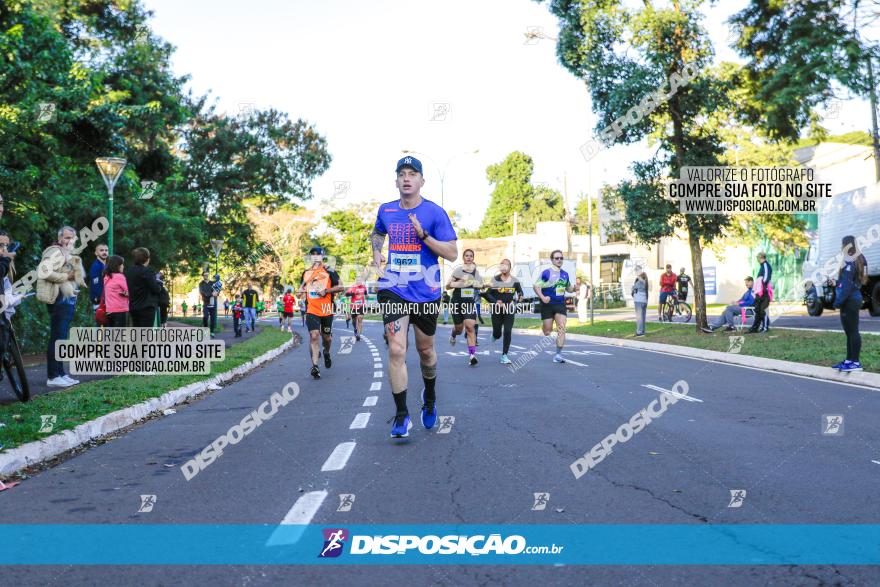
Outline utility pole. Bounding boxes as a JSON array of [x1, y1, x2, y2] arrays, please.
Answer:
[[587, 187, 595, 325], [868, 51, 880, 182], [512, 211, 518, 264], [563, 172, 572, 257]]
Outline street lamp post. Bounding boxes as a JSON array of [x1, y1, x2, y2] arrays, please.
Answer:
[[95, 157, 127, 255], [210, 239, 224, 276], [400, 148, 479, 286]]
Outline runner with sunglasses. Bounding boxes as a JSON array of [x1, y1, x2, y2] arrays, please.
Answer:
[[534, 250, 574, 363]]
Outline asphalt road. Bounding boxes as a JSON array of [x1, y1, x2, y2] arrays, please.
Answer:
[[2, 317, 879, 585]]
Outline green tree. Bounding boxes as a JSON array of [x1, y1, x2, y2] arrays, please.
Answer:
[[323, 205, 375, 267], [478, 151, 565, 237], [730, 0, 868, 142], [572, 194, 599, 235], [182, 107, 332, 270], [541, 0, 735, 330]]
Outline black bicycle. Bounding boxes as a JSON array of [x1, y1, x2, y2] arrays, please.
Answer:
[[660, 293, 693, 323], [0, 319, 29, 402]]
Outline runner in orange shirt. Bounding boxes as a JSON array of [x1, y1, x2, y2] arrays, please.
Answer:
[[298, 246, 344, 379]]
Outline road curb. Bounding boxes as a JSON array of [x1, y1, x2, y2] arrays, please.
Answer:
[[0, 335, 297, 476], [511, 328, 880, 390]]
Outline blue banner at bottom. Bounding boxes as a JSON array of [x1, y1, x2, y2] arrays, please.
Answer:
[[3, 524, 879, 565]]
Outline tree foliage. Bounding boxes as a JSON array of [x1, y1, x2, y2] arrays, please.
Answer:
[[0, 0, 331, 350], [477, 151, 565, 236], [541, 0, 732, 329]]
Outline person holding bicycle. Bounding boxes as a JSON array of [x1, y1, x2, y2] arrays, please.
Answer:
[[658, 264, 677, 319]]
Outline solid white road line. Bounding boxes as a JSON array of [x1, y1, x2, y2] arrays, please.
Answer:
[[265, 490, 328, 546], [542, 350, 588, 367], [642, 383, 704, 403], [370, 381, 382, 391], [321, 442, 357, 471], [363, 396, 378, 407], [350, 412, 371, 429]]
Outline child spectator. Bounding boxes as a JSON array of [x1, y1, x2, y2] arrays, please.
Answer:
[[232, 295, 244, 338]]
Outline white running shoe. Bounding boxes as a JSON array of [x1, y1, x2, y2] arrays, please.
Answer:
[[449, 335, 456, 346], [60, 375, 80, 385], [47, 376, 74, 388], [553, 353, 565, 363]]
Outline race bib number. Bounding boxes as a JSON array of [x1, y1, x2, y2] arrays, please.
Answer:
[[555, 286, 565, 297], [461, 288, 475, 298], [389, 252, 420, 272]]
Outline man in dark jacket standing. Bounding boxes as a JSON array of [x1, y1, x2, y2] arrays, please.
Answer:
[[124, 247, 162, 327], [89, 244, 109, 315], [199, 271, 219, 336]]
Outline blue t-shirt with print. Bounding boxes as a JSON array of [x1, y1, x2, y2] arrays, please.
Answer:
[[374, 197, 457, 303], [539, 268, 570, 305]]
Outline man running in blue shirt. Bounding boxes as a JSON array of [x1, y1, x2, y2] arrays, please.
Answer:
[[371, 156, 458, 438], [534, 250, 574, 363]]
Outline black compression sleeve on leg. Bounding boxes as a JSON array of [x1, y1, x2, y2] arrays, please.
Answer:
[[421, 362, 437, 402], [393, 389, 408, 415]]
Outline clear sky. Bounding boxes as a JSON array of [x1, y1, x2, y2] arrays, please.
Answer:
[[143, 0, 873, 230]]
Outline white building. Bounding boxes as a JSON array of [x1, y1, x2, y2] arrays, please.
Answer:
[[452, 220, 752, 305]]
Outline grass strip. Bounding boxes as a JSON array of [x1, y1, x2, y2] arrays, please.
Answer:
[[512, 318, 878, 373], [0, 329, 290, 450]]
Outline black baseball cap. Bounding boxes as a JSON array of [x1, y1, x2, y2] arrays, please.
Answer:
[[309, 246, 325, 256]]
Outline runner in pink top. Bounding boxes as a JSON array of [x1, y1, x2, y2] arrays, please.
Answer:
[[102, 255, 129, 327]]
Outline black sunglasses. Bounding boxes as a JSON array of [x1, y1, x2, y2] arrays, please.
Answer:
[[552, 256, 563, 261]]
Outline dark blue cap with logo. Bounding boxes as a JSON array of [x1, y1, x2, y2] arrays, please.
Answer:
[[396, 156, 423, 175]]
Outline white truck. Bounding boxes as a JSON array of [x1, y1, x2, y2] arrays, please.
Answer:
[[803, 185, 880, 316]]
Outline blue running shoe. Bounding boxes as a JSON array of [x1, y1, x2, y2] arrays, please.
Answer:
[[831, 360, 846, 370], [839, 361, 863, 372], [421, 389, 437, 429], [390, 413, 412, 438]]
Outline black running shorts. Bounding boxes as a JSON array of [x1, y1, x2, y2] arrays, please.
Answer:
[[306, 313, 334, 333], [540, 303, 567, 320], [378, 289, 440, 336]]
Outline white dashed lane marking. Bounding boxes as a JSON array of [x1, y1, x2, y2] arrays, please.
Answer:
[[350, 413, 371, 429], [265, 490, 328, 546], [370, 381, 382, 391], [363, 396, 378, 407], [321, 442, 357, 471]]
